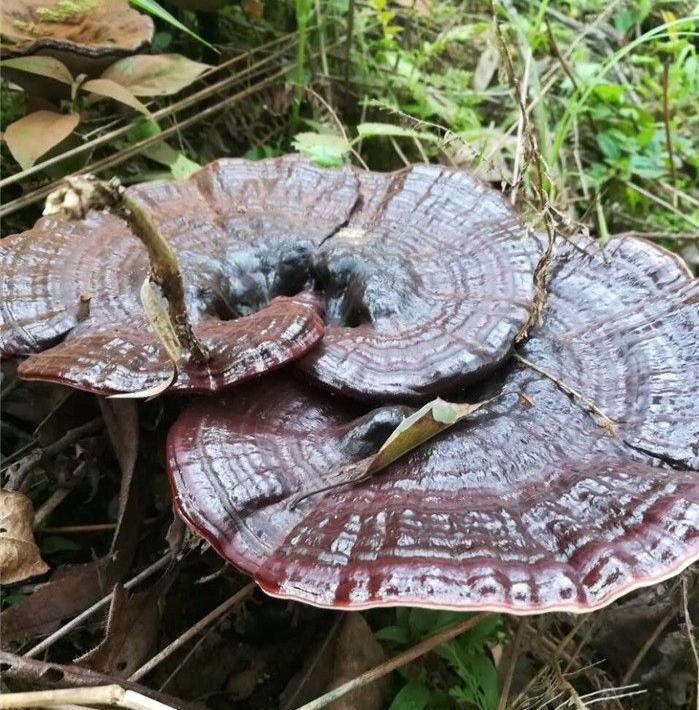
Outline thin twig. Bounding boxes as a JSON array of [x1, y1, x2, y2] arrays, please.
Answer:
[[345, 0, 355, 90], [513, 353, 616, 434], [33, 461, 88, 530], [4, 420, 103, 491], [661, 61, 678, 206], [511, 48, 532, 205], [296, 613, 493, 710], [0, 685, 175, 710], [625, 181, 699, 231], [621, 608, 675, 684], [129, 582, 255, 681], [497, 620, 526, 710], [281, 616, 343, 710], [24, 554, 172, 658], [683, 576, 699, 710], [512, 617, 589, 708]]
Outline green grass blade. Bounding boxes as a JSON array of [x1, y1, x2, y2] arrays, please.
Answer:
[[129, 0, 218, 52]]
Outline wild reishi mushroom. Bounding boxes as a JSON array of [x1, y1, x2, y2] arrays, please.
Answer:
[[166, 234, 699, 612], [0, 155, 539, 398]]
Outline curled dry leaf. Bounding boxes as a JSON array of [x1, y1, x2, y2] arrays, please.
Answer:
[[101, 54, 210, 96], [0, 490, 49, 584], [3, 111, 80, 170], [293, 397, 488, 504]]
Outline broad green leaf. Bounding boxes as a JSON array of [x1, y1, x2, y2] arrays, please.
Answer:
[[128, 0, 217, 51], [389, 681, 431, 710], [101, 54, 210, 97], [292, 132, 351, 167], [355, 122, 438, 143], [81, 79, 150, 115], [0, 56, 73, 85], [3, 111, 80, 170]]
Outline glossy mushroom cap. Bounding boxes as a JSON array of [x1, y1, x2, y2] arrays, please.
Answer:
[[1, 155, 538, 399], [0, 0, 154, 76], [298, 167, 540, 402], [167, 235, 699, 612], [0, 156, 364, 394]]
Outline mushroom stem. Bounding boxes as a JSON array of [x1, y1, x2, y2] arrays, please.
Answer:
[[121, 194, 208, 365], [43, 175, 208, 365]]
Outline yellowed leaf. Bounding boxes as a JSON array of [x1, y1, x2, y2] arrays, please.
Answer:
[[3, 111, 79, 170], [109, 278, 178, 399], [101, 54, 210, 97], [0, 491, 49, 584], [81, 79, 150, 115]]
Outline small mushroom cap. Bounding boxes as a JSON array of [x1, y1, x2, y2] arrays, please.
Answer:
[[1, 0, 154, 72], [167, 236, 699, 612], [1, 156, 539, 400]]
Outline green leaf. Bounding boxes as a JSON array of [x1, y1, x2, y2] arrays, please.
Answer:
[[170, 152, 200, 180], [355, 122, 438, 142], [40, 535, 81, 554], [292, 132, 351, 167], [375, 625, 411, 644], [389, 681, 431, 710], [0, 56, 73, 85], [3, 111, 80, 170], [596, 132, 622, 160], [101, 54, 210, 97], [127, 117, 161, 143], [128, 0, 217, 51], [81, 79, 150, 115]]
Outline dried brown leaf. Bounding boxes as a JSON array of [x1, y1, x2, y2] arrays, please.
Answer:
[[3, 111, 79, 170], [76, 581, 166, 676], [328, 614, 391, 710], [0, 491, 49, 584], [101, 54, 210, 97], [0, 557, 121, 643]]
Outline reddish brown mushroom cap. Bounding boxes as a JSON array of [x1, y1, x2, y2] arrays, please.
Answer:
[[167, 236, 699, 612], [1, 156, 539, 399], [0, 155, 365, 394], [297, 166, 540, 402]]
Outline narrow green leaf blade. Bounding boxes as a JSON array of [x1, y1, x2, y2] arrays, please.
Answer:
[[128, 0, 217, 51]]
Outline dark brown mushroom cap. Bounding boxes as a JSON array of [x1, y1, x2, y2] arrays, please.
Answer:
[[166, 236, 699, 612], [297, 166, 540, 402], [1, 155, 538, 399]]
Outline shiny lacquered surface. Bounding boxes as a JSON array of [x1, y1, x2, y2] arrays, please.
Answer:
[[1, 155, 538, 399], [167, 235, 699, 612]]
